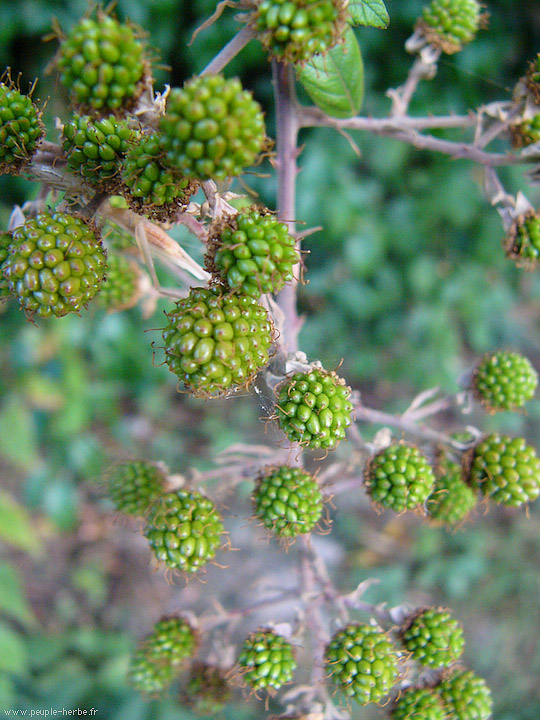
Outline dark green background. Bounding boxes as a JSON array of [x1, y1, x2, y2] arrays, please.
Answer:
[[0, 1, 539, 718]]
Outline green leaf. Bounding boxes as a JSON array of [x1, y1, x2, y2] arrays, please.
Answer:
[[349, 0, 389, 28], [0, 395, 39, 471], [0, 490, 42, 555], [0, 563, 38, 628], [0, 623, 28, 675], [297, 27, 364, 119]]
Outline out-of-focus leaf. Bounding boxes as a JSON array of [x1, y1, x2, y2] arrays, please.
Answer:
[[349, 0, 389, 28], [0, 563, 38, 627], [298, 26, 364, 118], [0, 395, 39, 470], [0, 623, 27, 675], [0, 490, 41, 555]]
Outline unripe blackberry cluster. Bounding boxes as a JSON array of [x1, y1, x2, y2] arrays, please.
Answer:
[[252, 0, 348, 65], [400, 607, 465, 668], [0, 232, 12, 298], [473, 350, 538, 412], [324, 623, 400, 705], [97, 252, 142, 312], [365, 442, 435, 512], [416, 0, 484, 54], [438, 668, 493, 720], [56, 11, 146, 112], [144, 489, 225, 573], [0, 81, 42, 174], [158, 74, 266, 181], [207, 209, 299, 298], [253, 465, 323, 539], [161, 285, 274, 398], [391, 686, 448, 720], [427, 450, 477, 526], [504, 210, 540, 266], [62, 114, 135, 186], [276, 368, 353, 450], [237, 629, 296, 691], [121, 131, 196, 215], [129, 616, 197, 695], [1, 211, 106, 318], [465, 433, 540, 507], [106, 460, 166, 516]]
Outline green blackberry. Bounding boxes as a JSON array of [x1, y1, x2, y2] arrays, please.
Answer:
[[417, 0, 484, 54], [143, 616, 198, 667], [426, 451, 477, 526], [0, 80, 42, 174], [106, 460, 166, 516], [56, 10, 146, 112], [206, 208, 299, 298], [129, 616, 197, 695], [324, 623, 400, 705], [473, 350, 538, 412], [62, 113, 135, 186], [144, 489, 225, 573], [160, 286, 274, 398], [129, 645, 174, 695], [121, 131, 196, 216], [437, 669, 493, 720], [1, 211, 106, 318], [158, 74, 266, 181], [391, 686, 449, 720], [365, 443, 435, 513], [400, 608, 465, 669], [275, 368, 353, 450], [97, 252, 142, 313], [0, 231, 13, 298], [465, 433, 540, 507], [252, 0, 348, 65], [504, 210, 540, 267], [237, 629, 296, 691], [253, 465, 323, 539]]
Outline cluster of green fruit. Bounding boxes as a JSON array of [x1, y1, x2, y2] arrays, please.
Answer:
[[364, 349, 540, 524]]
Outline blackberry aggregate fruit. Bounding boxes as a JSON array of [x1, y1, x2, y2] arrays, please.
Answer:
[[206, 208, 299, 298], [399, 607, 465, 669], [253, 465, 323, 539], [1, 210, 107, 318], [426, 450, 477, 526], [252, 0, 349, 65], [437, 669, 493, 720], [144, 489, 225, 573], [275, 368, 353, 450], [324, 623, 400, 705], [505, 210, 540, 266], [56, 10, 147, 112], [472, 350, 538, 412], [106, 460, 166, 517], [161, 285, 274, 398], [391, 686, 449, 720], [465, 433, 540, 507], [416, 0, 484, 54], [120, 131, 196, 215], [0, 79, 43, 174], [158, 74, 266, 181], [237, 629, 297, 691], [365, 442, 435, 513], [62, 113, 135, 186], [96, 251, 142, 313]]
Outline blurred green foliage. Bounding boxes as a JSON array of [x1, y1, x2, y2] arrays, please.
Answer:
[[0, 0, 540, 718]]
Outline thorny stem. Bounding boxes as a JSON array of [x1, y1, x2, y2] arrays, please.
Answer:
[[199, 25, 257, 76], [388, 51, 440, 116], [272, 60, 302, 355], [353, 400, 456, 446]]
